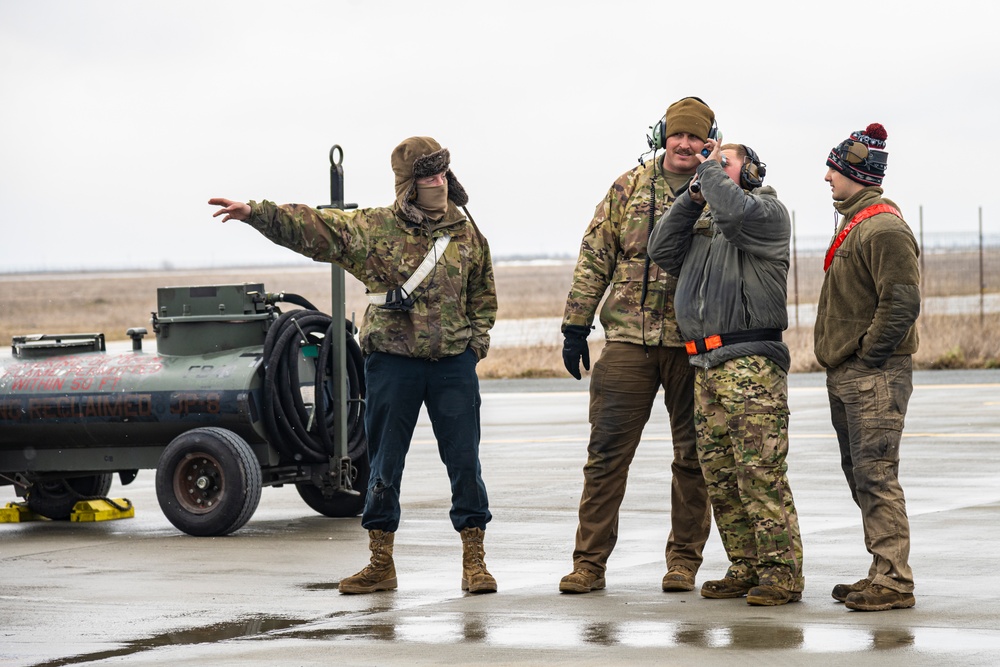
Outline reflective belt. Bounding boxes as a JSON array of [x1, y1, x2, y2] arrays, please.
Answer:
[[684, 328, 783, 355], [368, 235, 451, 306]]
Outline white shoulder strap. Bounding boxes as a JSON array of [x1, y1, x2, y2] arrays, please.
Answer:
[[368, 234, 451, 305]]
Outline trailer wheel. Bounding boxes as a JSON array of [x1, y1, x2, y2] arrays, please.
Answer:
[[26, 473, 114, 520], [156, 427, 262, 537], [295, 455, 369, 518]]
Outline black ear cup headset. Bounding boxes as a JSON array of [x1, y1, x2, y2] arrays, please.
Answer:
[[739, 144, 766, 190]]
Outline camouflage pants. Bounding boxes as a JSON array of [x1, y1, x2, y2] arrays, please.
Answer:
[[573, 343, 712, 577], [827, 355, 914, 593], [695, 356, 804, 591]]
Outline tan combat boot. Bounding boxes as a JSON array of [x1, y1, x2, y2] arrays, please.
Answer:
[[460, 527, 497, 594], [662, 565, 696, 592], [339, 529, 398, 594], [559, 567, 606, 593]]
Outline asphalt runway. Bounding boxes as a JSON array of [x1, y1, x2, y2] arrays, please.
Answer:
[[2, 369, 999, 666]]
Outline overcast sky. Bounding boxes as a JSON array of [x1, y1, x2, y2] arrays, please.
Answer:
[[2, 0, 998, 273]]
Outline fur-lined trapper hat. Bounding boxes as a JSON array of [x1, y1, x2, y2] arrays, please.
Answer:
[[391, 136, 469, 223]]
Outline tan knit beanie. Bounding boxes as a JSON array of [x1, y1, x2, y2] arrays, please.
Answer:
[[664, 97, 715, 142]]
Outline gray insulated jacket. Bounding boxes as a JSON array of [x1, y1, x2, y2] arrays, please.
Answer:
[[648, 159, 791, 371]]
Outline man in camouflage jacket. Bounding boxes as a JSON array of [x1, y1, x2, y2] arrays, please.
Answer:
[[209, 136, 498, 595], [558, 97, 713, 594]]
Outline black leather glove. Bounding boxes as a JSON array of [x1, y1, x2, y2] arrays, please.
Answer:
[[562, 325, 592, 380]]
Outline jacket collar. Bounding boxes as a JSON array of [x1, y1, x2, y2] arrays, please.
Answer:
[[834, 186, 884, 219]]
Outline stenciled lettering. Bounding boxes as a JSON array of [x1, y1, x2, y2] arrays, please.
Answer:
[[26, 394, 154, 421], [170, 391, 222, 416]]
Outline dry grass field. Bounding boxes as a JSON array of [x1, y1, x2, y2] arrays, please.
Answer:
[[1, 261, 997, 378]]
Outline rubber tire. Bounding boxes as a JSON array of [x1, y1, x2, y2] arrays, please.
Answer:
[[295, 454, 369, 518], [155, 427, 262, 537], [26, 473, 114, 520]]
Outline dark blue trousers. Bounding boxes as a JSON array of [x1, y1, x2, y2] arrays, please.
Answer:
[[361, 349, 491, 533]]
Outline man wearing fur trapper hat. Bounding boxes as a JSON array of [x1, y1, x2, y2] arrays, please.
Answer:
[[209, 136, 499, 595], [558, 97, 714, 594], [815, 123, 921, 612]]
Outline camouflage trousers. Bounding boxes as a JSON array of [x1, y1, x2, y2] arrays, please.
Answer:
[[827, 355, 914, 593], [694, 355, 804, 591]]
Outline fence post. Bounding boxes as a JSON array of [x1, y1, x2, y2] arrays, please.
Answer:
[[919, 205, 924, 297], [791, 211, 799, 328], [980, 206, 985, 326]]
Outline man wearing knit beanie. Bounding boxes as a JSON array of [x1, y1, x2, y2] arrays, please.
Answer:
[[815, 123, 921, 611], [209, 136, 499, 595], [558, 97, 714, 595]]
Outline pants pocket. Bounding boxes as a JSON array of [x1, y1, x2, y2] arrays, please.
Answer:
[[729, 411, 788, 469], [857, 374, 905, 431]]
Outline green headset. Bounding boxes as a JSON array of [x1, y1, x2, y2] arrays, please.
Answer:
[[648, 115, 718, 152], [739, 144, 766, 189], [647, 96, 717, 152]]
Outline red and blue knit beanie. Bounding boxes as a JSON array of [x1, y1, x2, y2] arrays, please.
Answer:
[[826, 123, 889, 186]]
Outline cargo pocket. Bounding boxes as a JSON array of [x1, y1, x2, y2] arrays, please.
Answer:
[[858, 375, 905, 431], [729, 409, 788, 469]]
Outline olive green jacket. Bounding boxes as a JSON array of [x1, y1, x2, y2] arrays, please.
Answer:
[[563, 159, 686, 346], [814, 187, 920, 369], [247, 200, 496, 360]]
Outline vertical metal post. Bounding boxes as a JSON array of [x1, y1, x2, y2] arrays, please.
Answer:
[[919, 205, 925, 297], [791, 211, 799, 328], [980, 206, 985, 326], [317, 145, 357, 485]]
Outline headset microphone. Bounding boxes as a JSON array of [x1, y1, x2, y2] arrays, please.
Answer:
[[700, 121, 721, 157]]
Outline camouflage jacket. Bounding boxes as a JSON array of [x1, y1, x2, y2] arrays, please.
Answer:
[[247, 200, 497, 360], [814, 187, 920, 369], [563, 159, 686, 346]]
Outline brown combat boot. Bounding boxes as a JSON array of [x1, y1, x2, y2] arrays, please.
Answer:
[[339, 529, 398, 594], [747, 585, 802, 606], [832, 578, 870, 602], [845, 584, 915, 611], [460, 527, 497, 594], [700, 576, 755, 599]]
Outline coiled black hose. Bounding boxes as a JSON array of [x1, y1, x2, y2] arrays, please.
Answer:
[[259, 296, 365, 464]]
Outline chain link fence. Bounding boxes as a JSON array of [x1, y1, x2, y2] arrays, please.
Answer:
[[786, 207, 999, 369]]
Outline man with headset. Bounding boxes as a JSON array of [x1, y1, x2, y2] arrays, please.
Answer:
[[648, 141, 804, 606], [558, 97, 713, 594], [208, 136, 499, 596]]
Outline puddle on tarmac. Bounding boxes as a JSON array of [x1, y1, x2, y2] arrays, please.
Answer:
[[281, 616, 1000, 654], [28, 613, 1000, 665], [28, 616, 310, 667], [302, 581, 341, 591]]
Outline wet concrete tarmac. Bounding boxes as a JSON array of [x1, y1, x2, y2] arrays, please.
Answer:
[[2, 369, 999, 666]]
